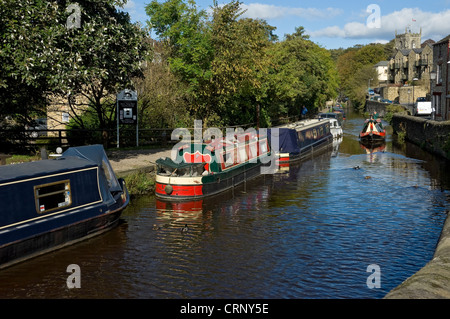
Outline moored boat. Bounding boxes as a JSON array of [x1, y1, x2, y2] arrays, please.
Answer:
[[155, 130, 272, 200], [270, 118, 333, 167], [359, 118, 386, 144], [329, 118, 343, 139], [0, 145, 129, 269]]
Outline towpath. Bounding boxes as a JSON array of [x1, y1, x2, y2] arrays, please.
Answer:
[[107, 147, 172, 177]]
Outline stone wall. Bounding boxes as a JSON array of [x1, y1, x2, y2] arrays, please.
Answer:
[[398, 85, 429, 105], [365, 100, 408, 117], [380, 85, 428, 104], [381, 86, 400, 101], [391, 114, 450, 159]]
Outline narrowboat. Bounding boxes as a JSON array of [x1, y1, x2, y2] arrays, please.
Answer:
[[0, 145, 129, 269], [329, 118, 343, 139], [318, 112, 344, 126], [359, 118, 386, 144], [270, 119, 333, 167], [155, 131, 271, 200]]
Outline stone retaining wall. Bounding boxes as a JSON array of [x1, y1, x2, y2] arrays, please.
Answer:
[[364, 100, 408, 118], [391, 114, 450, 160]]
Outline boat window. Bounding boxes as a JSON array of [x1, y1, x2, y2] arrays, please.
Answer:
[[249, 143, 257, 158], [34, 180, 71, 214], [259, 140, 268, 154], [238, 146, 248, 163], [223, 152, 234, 167]]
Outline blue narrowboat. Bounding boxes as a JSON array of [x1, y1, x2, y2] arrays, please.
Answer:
[[269, 119, 333, 167], [0, 145, 129, 269]]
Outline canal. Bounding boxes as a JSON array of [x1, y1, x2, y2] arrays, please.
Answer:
[[1, 111, 449, 299]]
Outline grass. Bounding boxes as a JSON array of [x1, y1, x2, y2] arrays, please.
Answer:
[[123, 171, 156, 197], [6, 154, 40, 164]]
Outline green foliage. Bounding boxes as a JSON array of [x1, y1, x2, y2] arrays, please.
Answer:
[[0, 0, 151, 136], [123, 171, 155, 196], [336, 43, 390, 111], [384, 104, 406, 124], [145, 0, 338, 128]]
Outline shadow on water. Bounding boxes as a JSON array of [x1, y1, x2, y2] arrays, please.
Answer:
[[0, 109, 449, 299]]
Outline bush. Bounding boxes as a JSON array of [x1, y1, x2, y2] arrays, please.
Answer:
[[124, 171, 155, 196]]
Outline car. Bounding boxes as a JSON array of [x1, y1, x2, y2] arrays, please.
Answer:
[[381, 99, 393, 104], [26, 118, 47, 138], [414, 97, 432, 116]]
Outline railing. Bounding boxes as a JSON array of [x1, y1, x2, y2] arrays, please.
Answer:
[[0, 115, 300, 152]]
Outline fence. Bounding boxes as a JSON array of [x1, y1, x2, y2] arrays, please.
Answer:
[[0, 115, 299, 153]]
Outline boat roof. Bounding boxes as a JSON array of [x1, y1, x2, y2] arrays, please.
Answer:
[[0, 156, 96, 184], [0, 145, 121, 206]]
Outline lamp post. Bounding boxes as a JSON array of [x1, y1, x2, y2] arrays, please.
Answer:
[[368, 78, 373, 100], [430, 71, 436, 120], [412, 77, 419, 112]]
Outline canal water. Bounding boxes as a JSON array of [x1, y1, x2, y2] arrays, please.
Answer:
[[1, 112, 449, 299]]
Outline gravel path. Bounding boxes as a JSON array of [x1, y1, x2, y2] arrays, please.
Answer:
[[107, 147, 172, 176]]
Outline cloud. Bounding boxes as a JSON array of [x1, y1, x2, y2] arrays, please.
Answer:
[[308, 7, 450, 42], [123, 0, 136, 10], [239, 3, 343, 21]]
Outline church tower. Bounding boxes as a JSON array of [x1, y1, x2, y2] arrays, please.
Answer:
[[394, 27, 422, 50]]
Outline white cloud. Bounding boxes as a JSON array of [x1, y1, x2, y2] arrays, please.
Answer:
[[240, 3, 343, 20], [123, 0, 136, 10], [308, 8, 450, 42]]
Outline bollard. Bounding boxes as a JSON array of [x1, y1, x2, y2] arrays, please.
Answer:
[[40, 147, 48, 160]]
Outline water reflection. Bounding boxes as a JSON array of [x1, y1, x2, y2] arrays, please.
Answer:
[[0, 112, 449, 299]]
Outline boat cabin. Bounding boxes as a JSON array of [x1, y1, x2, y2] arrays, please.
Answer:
[[0, 145, 128, 268]]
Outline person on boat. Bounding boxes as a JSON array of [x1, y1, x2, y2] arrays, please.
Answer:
[[373, 111, 378, 120]]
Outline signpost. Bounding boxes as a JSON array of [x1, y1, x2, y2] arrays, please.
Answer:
[[116, 89, 138, 148]]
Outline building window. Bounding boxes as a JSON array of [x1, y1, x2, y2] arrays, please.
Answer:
[[437, 64, 442, 84], [62, 112, 70, 123], [34, 180, 72, 214]]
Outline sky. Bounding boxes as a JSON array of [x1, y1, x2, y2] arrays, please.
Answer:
[[121, 0, 450, 49]]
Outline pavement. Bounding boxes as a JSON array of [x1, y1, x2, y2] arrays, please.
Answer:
[[107, 147, 172, 177]]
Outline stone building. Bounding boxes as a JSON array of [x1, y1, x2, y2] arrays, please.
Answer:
[[431, 35, 450, 121], [380, 28, 434, 104], [388, 28, 433, 86]]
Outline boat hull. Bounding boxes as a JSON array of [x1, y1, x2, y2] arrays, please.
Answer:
[[359, 132, 386, 144], [0, 205, 125, 269], [0, 145, 130, 270], [156, 161, 265, 201], [359, 119, 386, 144]]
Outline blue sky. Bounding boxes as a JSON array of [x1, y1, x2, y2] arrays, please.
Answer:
[[121, 0, 450, 49]]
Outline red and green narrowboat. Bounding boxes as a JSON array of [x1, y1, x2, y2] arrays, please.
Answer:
[[359, 118, 386, 144], [155, 132, 271, 200]]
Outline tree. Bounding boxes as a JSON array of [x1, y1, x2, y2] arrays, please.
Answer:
[[51, 0, 151, 145], [0, 0, 60, 125], [146, 0, 214, 123], [206, 1, 276, 126], [0, 0, 151, 147], [267, 27, 338, 119], [337, 43, 386, 110], [134, 41, 191, 129]]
